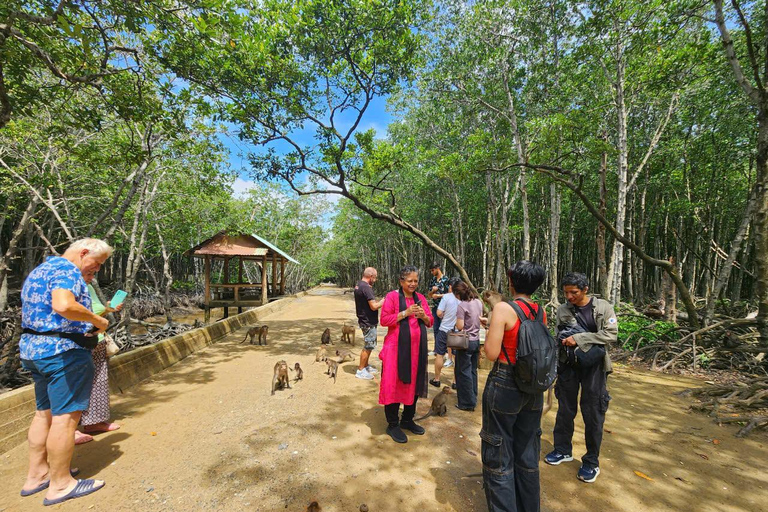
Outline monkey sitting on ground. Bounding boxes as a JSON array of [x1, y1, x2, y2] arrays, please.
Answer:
[[325, 359, 339, 383], [241, 325, 268, 345], [306, 502, 322, 512], [341, 324, 356, 345], [335, 348, 359, 363], [415, 386, 451, 421], [271, 360, 291, 395], [292, 362, 304, 381], [314, 346, 327, 363], [320, 328, 333, 345]]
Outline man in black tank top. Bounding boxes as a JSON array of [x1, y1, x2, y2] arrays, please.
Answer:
[[545, 272, 618, 484]]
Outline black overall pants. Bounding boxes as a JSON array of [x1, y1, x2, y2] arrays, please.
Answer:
[[552, 361, 610, 468], [481, 362, 543, 512]]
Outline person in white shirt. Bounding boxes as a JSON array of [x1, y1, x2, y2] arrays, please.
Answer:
[[430, 277, 460, 387]]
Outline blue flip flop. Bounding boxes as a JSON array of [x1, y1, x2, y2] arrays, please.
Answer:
[[42, 478, 104, 506], [20, 469, 80, 497]]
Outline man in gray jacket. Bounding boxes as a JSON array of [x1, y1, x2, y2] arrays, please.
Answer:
[[545, 273, 617, 484]]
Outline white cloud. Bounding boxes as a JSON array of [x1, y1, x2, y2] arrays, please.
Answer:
[[231, 177, 256, 198]]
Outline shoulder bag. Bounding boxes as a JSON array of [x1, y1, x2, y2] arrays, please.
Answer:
[[446, 330, 469, 350]]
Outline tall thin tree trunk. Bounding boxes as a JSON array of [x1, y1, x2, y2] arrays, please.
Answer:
[[156, 223, 174, 326], [608, 51, 628, 305], [549, 183, 561, 303], [596, 133, 609, 298]]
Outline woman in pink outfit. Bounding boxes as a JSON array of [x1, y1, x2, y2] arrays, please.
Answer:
[[378, 265, 434, 443]]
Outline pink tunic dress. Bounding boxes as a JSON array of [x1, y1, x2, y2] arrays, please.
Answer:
[[378, 290, 434, 406]]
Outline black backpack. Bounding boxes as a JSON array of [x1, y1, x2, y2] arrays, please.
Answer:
[[502, 299, 558, 394]]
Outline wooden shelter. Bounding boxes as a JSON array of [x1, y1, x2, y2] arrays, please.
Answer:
[[188, 232, 299, 322]]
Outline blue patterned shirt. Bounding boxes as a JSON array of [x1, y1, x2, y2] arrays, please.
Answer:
[[428, 275, 450, 307], [20, 256, 92, 360]]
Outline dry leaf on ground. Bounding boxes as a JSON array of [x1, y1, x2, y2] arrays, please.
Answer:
[[634, 470, 654, 481]]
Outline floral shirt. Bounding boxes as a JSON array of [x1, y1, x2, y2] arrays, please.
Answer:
[[20, 256, 92, 361], [428, 275, 450, 307]]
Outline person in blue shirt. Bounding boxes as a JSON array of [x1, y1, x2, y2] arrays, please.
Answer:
[[19, 239, 112, 505]]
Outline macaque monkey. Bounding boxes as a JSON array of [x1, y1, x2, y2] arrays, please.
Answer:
[[321, 328, 332, 345], [335, 349, 358, 363], [293, 362, 304, 381], [306, 502, 322, 512], [341, 324, 356, 345], [325, 359, 339, 383], [480, 290, 504, 326], [241, 325, 268, 345], [415, 386, 451, 421], [314, 346, 327, 363], [271, 360, 291, 395]]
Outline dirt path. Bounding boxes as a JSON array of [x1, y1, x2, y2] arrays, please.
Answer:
[[1, 287, 766, 512]]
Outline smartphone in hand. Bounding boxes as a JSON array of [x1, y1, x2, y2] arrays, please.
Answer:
[[110, 290, 128, 309]]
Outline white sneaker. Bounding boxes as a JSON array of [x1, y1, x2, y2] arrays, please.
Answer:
[[428, 350, 436, 356], [444, 359, 454, 368], [365, 366, 378, 374], [356, 368, 374, 380]]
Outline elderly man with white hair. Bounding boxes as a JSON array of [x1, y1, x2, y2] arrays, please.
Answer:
[[18, 238, 112, 505]]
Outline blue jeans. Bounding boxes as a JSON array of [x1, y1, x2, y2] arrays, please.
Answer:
[[481, 363, 543, 512], [431, 305, 442, 336], [455, 340, 479, 409]]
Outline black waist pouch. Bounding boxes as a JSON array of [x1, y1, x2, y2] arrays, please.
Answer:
[[22, 328, 98, 350], [574, 345, 605, 368]]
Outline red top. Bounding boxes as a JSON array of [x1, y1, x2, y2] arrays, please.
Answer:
[[499, 300, 547, 364]]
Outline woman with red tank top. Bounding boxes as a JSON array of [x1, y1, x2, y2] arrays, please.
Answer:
[[480, 260, 547, 512], [497, 300, 547, 365]]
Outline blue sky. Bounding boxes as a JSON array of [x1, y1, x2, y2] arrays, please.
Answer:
[[225, 95, 394, 197]]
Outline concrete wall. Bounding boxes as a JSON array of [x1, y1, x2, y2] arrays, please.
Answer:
[[0, 289, 310, 455]]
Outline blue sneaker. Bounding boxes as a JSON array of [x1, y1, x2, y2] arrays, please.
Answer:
[[544, 450, 573, 465], [577, 465, 600, 483]]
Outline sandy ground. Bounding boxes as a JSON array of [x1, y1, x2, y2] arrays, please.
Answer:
[[1, 286, 767, 512]]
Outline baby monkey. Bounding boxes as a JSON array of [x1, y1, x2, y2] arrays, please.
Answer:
[[325, 359, 339, 383], [292, 362, 304, 381], [320, 328, 333, 345]]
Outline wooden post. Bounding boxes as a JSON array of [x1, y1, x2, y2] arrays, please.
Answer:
[[272, 252, 278, 296], [204, 255, 211, 323], [280, 258, 285, 295], [261, 255, 268, 305]]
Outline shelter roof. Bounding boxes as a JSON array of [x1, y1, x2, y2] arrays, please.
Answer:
[[188, 231, 299, 264]]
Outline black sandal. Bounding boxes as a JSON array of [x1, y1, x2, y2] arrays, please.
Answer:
[[429, 379, 441, 387]]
